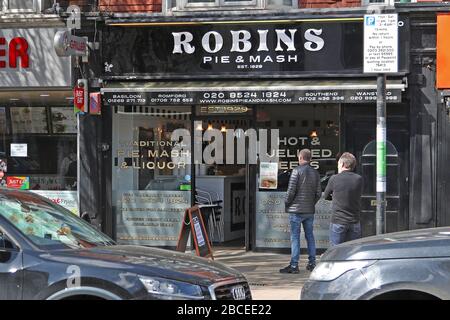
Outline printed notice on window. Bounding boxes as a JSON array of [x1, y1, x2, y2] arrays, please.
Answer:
[[364, 14, 398, 73], [259, 162, 278, 189], [10, 143, 28, 157]]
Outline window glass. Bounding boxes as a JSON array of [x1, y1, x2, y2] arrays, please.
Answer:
[[0, 230, 15, 250], [112, 106, 192, 246], [6, 0, 34, 10], [187, 0, 215, 3], [0, 106, 77, 191], [257, 104, 340, 192], [0, 191, 114, 249], [267, 0, 294, 6], [255, 104, 338, 250]]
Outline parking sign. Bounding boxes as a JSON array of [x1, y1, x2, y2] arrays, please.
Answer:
[[364, 14, 398, 73]]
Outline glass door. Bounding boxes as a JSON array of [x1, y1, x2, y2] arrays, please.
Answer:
[[193, 106, 254, 250]]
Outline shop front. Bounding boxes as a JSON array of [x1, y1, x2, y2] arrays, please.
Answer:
[[0, 26, 78, 215], [99, 15, 410, 251]]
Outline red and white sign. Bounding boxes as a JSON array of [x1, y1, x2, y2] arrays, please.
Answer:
[[54, 31, 87, 57], [6, 176, 30, 190], [74, 80, 88, 113]]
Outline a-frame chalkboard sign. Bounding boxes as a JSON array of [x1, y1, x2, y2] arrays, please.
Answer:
[[176, 206, 214, 259]]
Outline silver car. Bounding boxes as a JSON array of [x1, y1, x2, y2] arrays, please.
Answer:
[[301, 227, 450, 300]]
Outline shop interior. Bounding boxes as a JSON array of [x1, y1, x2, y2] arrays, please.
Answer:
[[0, 105, 78, 191]]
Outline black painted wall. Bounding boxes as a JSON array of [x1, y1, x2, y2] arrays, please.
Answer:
[[407, 12, 439, 229]]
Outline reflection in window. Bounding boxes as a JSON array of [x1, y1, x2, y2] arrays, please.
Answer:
[[257, 104, 340, 192], [112, 106, 192, 246], [5, 0, 35, 11]]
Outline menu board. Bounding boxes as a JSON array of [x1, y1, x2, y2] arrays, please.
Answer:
[[51, 107, 77, 134], [0, 107, 7, 134], [118, 190, 190, 247], [10, 107, 48, 134]]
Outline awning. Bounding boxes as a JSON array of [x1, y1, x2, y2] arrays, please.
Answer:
[[101, 79, 406, 106]]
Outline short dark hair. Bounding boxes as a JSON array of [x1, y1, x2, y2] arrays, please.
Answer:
[[339, 152, 357, 170], [298, 149, 311, 162]]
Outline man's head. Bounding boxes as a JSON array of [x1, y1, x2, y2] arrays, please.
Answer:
[[298, 149, 311, 165], [338, 152, 357, 173]]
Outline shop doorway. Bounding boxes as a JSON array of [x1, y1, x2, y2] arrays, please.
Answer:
[[192, 107, 255, 250], [343, 104, 410, 235]]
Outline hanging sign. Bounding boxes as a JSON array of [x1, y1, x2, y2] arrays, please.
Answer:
[[53, 31, 87, 57], [74, 80, 88, 113]]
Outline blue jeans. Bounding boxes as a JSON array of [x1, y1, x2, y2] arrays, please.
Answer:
[[329, 222, 362, 246], [289, 213, 316, 268]]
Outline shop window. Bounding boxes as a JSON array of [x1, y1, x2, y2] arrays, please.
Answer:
[[255, 104, 340, 251], [256, 104, 340, 193], [112, 106, 192, 247], [1, 0, 40, 12], [0, 106, 77, 191]]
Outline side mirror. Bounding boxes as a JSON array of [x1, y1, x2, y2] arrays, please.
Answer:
[[81, 212, 92, 224]]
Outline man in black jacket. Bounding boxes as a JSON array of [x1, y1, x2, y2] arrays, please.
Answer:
[[280, 149, 322, 274], [323, 152, 363, 246]]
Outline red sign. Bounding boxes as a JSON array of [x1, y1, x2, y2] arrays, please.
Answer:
[[74, 86, 85, 112], [0, 37, 29, 69], [6, 176, 30, 189]]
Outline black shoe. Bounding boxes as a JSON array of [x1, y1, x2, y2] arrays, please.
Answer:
[[279, 265, 299, 274], [306, 262, 316, 272]]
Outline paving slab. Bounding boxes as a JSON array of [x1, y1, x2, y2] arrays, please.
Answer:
[[214, 249, 315, 300]]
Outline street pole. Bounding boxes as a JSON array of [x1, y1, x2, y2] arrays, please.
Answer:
[[376, 74, 387, 235]]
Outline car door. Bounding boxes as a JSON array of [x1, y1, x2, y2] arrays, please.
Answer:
[[0, 228, 23, 299]]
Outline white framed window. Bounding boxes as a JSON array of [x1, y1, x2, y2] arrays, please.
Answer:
[[1, 0, 40, 13], [361, 0, 396, 6], [178, 0, 260, 9], [173, 0, 298, 11]]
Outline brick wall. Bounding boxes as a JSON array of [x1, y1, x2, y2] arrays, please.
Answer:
[[98, 0, 162, 13], [299, 0, 360, 8]]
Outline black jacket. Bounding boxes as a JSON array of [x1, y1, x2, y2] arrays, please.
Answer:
[[323, 171, 363, 224], [285, 163, 322, 214]]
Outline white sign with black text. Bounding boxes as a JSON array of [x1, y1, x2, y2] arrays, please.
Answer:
[[364, 14, 398, 73]]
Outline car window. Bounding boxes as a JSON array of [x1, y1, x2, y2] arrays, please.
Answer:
[[0, 230, 16, 250], [0, 192, 115, 250]]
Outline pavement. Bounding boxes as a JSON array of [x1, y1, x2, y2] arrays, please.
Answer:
[[214, 249, 315, 300]]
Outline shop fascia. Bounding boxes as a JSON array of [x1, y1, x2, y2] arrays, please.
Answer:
[[172, 28, 324, 63]]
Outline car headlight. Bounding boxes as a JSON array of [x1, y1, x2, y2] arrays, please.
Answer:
[[309, 260, 377, 281], [138, 276, 204, 300]]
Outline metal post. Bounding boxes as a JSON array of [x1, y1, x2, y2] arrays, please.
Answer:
[[376, 74, 387, 234]]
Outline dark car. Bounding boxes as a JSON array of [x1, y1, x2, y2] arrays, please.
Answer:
[[301, 227, 450, 300], [0, 188, 251, 300]]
